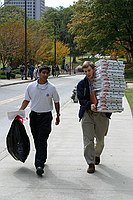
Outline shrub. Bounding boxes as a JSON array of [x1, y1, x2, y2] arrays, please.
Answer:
[[0, 70, 5, 75], [0, 74, 6, 79], [125, 68, 133, 79], [10, 73, 16, 79]]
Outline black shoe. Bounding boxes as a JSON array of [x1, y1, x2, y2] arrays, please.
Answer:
[[95, 156, 100, 165], [36, 167, 44, 176], [87, 164, 95, 173]]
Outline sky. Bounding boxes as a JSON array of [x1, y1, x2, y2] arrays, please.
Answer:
[[45, 0, 78, 8], [0, 0, 78, 8]]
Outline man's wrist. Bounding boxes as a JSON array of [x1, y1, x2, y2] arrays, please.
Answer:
[[56, 113, 60, 116]]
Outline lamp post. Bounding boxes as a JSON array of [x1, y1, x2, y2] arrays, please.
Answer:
[[24, 0, 27, 80], [54, 19, 57, 68], [69, 35, 73, 75], [69, 47, 72, 75]]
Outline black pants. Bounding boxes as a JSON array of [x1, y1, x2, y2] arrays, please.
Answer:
[[6, 72, 11, 80], [29, 111, 53, 169]]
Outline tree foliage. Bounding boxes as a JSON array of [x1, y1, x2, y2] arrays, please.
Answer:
[[36, 39, 70, 64], [69, 0, 133, 61], [26, 20, 48, 64], [41, 7, 73, 44], [41, 6, 81, 60], [0, 21, 25, 67], [0, 5, 24, 24], [0, 5, 78, 68]]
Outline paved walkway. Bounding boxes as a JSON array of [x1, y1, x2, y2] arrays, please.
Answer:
[[0, 78, 133, 200]]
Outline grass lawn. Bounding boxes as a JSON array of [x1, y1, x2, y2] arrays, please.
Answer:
[[125, 88, 133, 115]]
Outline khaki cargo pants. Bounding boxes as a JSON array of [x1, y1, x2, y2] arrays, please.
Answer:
[[81, 111, 109, 165]]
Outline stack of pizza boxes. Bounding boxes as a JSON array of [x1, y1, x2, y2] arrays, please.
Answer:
[[93, 59, 125, 112]]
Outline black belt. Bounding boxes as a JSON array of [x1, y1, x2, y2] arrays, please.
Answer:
[[31, 111, 51, 116]]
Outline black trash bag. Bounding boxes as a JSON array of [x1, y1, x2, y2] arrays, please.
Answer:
[[6, 117, 30, 163]]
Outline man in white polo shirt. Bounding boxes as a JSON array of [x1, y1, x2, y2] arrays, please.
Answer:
[[19, 66, 60, 176]]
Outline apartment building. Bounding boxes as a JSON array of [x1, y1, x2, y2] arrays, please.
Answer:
[[4, 0, 45, 20]]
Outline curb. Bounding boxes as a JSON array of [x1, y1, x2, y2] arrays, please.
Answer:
[[0, 74, 75, 87], [0, 80, 33, 87]]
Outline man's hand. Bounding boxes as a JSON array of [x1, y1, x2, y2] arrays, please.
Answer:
[[19, 100, 29, 110], [55, 116, 60, 125], [91, 104, 97, 112]]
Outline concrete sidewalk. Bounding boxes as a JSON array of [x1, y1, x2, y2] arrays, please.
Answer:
[[0, 94, 133, 200], [0, 78, 133, 199]]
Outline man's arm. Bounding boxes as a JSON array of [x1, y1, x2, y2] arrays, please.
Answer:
[[19, 100, 30, 110], [54, 102, 60, 125]]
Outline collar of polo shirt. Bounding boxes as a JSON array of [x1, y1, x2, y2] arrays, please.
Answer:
[[36, 81, 48, 90]]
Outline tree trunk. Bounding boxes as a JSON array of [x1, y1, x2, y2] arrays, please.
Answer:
[[72, 56, 76, 63]]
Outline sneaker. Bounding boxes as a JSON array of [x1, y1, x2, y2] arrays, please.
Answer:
[[36, 167, 44, 176], [95, 156, 100, 165], [87, 164, 95, 173]]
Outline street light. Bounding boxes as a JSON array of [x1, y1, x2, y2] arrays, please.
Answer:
[[69, 35, 73, 75], [54, 19, 57, 68], [24, 0, 27, 80], [69, 47, 72, 75]]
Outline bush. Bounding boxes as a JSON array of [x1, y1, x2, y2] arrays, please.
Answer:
[[0, 71, 16, 79], [10, 73, 16, 79], [125, 68, 133, 79], [0, 74, 6, 79], [12, 69, 20, 74], [0, 70, 5, 75]]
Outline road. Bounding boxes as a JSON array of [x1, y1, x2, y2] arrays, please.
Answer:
[[0, 75, 133, 200], [0, 75, 84, 160]]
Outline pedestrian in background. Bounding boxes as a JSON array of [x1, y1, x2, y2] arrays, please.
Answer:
[[34, 65, 40, 80], [19, 66, 60, 176], [20, 64, 25, 80], [64, 63, 69, 73], [77, 61, 111, 173], [28, 64, 35, 80], [55, 65, 60, 77], [6, 63, 11, 80], [52, 65, 56, 77]]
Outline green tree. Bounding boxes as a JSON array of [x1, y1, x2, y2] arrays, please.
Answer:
[[0, 5, 24, 24], [69, 0, 133, 61], [0, 6, 48, 67], [0, 21, 25, 68], [0, 4, 80, 69], [26, 19, 48, 65], [41, 6, 81, 63], [0, 5, 25, 68], [41, 7, 73, 43]]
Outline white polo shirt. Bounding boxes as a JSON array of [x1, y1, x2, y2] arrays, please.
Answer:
[[25, 80, 60, 112]]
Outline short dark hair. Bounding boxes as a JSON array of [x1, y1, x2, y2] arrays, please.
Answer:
[[39, 66, 51, 73]]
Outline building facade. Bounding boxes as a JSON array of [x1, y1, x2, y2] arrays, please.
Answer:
[[4, 0, 45, 20]]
